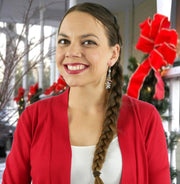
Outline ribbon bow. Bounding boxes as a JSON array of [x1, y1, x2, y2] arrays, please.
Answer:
[[127, 14, 177, 100]]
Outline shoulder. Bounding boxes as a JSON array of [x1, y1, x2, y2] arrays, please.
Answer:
[[26, 88, 69, 113], [119, 95, 161, 131], [121, 94, 157, 115], [17, 89, 69, 133], [19, 89, 69, 125]]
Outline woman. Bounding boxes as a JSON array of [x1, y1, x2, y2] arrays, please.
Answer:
[[2, 2, 171, 184]]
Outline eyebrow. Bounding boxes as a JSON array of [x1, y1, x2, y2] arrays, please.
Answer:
[[58, 33, 99, 40], [58, 33, 68, 37]]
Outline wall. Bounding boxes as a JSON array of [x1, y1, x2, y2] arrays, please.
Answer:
[[132, 0, 156, 60], [114, 0, 156, 73]]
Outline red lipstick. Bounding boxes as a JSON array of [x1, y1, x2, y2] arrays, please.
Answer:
[[64, 63, 89, 74]]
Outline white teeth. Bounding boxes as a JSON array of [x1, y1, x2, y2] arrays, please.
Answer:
[[67, 65, 86, 71], [68, 65, 73, 70]]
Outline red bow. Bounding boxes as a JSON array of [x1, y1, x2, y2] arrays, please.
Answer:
[[127, 14, 177, 100]]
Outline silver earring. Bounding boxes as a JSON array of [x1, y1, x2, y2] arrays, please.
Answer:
[[106, 67, 112, 89]]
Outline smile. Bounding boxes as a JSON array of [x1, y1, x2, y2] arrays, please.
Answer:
[[67, 64, 86, 70], [64, 63, 89, 74]]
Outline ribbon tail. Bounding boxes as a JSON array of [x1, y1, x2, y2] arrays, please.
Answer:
[[153, 71, 165, 100], [127, 58, 151, 99]]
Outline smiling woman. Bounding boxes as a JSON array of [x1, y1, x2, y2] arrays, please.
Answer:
[[2, 2, 171, 184], [56, 10, 119, 88]]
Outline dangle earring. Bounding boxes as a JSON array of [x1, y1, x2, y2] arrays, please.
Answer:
[[106, 67, 112, 89]]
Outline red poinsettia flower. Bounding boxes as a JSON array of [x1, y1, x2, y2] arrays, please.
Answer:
[[14, 87, 25, 102], [44, 75, 67, 95], [27, 83, 39, 101]]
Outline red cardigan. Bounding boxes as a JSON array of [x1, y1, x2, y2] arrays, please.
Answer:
[[2, 89, 171, 184]]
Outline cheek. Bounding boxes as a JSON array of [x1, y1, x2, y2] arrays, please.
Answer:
[[88, 50, 109, 69], [85, 50, 101, 64], [56, 48, 64, 67]]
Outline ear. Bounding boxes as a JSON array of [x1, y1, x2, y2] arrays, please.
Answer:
[[107, 44, 120, 67]]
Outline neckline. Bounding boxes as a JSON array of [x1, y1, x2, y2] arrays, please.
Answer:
[[71, 136, 118, 149]]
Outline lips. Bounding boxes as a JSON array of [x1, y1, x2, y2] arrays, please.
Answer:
[[64, 63, 89, 74]]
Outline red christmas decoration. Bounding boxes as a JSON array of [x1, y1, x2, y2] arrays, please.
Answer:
[[27, 83, 39, 102], [14, 87, 25, 102], [127, 14, 178, 100], [44, 75, 67, 95]]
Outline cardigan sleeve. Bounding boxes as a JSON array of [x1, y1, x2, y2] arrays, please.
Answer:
[[142, 105, 171, 184], [2, 107, 32, 184]]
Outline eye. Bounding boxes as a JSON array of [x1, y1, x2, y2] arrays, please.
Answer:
[[82, 40, 97, 46], [58, 39, 70, 45]]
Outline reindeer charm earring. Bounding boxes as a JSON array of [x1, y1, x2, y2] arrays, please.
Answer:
[[106, 67, 112, 89]]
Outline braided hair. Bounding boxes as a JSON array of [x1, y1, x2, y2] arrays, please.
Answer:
[[59, 3, 123, 183]]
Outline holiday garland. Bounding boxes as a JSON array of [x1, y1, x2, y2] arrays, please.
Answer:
[[14, 75, 67, 115], [44, 75, 67, 95], [14, 87, 25, 116]]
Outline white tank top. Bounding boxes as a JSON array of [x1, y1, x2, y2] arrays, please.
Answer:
[[71, 136, 122, 184]]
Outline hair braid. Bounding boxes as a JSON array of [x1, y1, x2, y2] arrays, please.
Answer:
[[91, 5, 123, 183], [92, 62, 123, 184]]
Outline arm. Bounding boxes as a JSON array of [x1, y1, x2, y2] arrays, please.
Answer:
[[2, 108, 32, 184], [143, 106, 171, 184]]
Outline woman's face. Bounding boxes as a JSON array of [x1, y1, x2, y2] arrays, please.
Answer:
[[56, 11, 119, 88]]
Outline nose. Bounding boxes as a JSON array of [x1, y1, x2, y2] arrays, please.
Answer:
[[65, 42, 82, 58]]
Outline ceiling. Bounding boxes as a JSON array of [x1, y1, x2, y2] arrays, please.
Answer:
[[0, 0, 144, 27]]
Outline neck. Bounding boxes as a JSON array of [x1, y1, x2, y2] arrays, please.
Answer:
[[68, 86, 107, 112]]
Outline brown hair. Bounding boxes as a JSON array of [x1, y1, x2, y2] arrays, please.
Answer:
[[59, 3, 123, 184]]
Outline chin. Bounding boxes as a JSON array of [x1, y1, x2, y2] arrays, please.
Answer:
[[65, 81, 80, 87], [64, 77, 85, 88]]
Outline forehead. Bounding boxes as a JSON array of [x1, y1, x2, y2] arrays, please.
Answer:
[[59, 11, 107, 37]]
